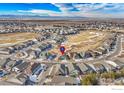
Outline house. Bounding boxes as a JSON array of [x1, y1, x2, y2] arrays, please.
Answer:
[[112, 59, 124, 69], [105, 60, 119, 68], [59, 64, 69, 76], [1, 59, 9, 68], [0, 48, 10, 54], [24, 75, 37, 85], [34, 50, 41, 58], [75, 63, 89, 74], [0, 70, 8, 78], [12, 62, 30, 73], [5, 60, 17, 71], [83, 63, 96, 73], [66, 64, 75, 75], [93, 63, 106, 73], [0, 58, 8, 68], [102, 62, 116, 72], [31, 63, 47, 75], [30, 63, 47, 83], [84, 51, 93, 59], [13, 60, 23, 67], [47, 54, 56, 60], [85, 63, 97, 72], [8, 47, 15, 54], [74, 53, 83, 59]]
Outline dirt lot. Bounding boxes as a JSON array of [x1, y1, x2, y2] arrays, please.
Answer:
[[50, 30, 111, 54], [65, 30, 110, 52], [0, 32, 39, 47]]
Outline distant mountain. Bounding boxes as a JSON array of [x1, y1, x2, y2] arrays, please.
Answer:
[[1, 15, 124, 21], [0, 15, 86, 20]]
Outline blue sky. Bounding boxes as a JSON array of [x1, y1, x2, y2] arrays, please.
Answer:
[[0, 3, 124, 18]]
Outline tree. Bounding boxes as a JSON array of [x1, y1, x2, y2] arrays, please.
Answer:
[[81, 73, 98, 85], [101, 72, 115, 79]]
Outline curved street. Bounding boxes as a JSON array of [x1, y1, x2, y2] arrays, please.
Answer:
[[4, 34, 123, 65]]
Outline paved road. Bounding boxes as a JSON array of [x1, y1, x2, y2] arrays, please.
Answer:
[[0, 35, 123, 65], [0, 34, 123, 85]]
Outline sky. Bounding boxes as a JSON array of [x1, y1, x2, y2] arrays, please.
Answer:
[[0, 3, 124, 18]]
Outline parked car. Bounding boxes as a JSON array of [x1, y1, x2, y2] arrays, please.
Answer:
[[0, 70, 8, 77]]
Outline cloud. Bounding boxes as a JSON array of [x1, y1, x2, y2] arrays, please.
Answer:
[[17, 3, 124, 18], [18, 9, 78, 17], [18, 9, 60, 16], [53, 3, 74, 12], [72, 3, 106, 12]]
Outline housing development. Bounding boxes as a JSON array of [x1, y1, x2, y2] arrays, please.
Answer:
[[0, 18, 124, 85]]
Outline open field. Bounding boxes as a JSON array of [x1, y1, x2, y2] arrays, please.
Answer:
[[50, 30, 111, 54], [0, 32, 39, 47], [66, 30, 110, 52]]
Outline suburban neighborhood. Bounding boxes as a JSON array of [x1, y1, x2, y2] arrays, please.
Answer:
[[0, 18, 124, 85]]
